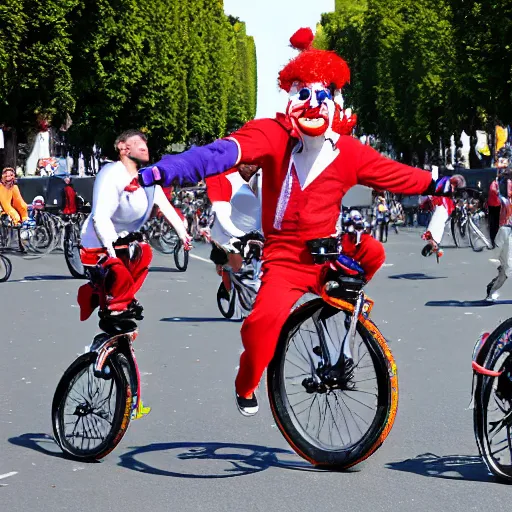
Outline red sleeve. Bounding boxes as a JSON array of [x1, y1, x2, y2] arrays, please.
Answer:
[[488, 181, 501, 206], [227, 118, 290, 166], [205, 168, 236, 203], [342, 137, 432, 195]]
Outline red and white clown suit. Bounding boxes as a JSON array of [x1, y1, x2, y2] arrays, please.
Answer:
[[140, 28, 460, 403]]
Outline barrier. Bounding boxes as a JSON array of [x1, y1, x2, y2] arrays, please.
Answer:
[[16, 176, 95, 209]]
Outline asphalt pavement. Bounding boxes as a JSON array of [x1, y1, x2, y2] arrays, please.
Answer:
[[1, 227, 511, 512]]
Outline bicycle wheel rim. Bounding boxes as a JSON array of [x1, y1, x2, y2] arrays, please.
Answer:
[[268, 299, 395, 466], [476, 328, 512, 480], [0, 254, 12, 282], [53, 353, 130, 460]]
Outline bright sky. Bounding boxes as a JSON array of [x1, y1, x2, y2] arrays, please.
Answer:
[[223, 0, 335, 119]]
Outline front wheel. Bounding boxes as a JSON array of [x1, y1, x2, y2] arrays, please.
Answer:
[[0, 253, 12, 282], [173, 240, 189, 272], [474, 318, 512, 481], [217, 282, 236, 319], [267, 298, 398, 468], [52, 352, 132, 461], [64, 238, 87, 279]]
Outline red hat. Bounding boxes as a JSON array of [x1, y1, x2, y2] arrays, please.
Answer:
[[278, 28, 351, 92]]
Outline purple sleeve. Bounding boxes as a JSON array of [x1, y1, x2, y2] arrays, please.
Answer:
[[140, 139, 239, 187]]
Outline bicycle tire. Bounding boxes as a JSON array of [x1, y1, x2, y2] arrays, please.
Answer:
[[474, 318, 512, 481], [64, 238, 87, 279], [217, 282, 236, 319], [267, 298, 397, 468], [0, 253, 12, 282], [173, 240, 189, 271], [52, 352, 132, 461]]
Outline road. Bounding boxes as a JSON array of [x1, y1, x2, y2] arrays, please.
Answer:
[[1, 228, 510, 512]]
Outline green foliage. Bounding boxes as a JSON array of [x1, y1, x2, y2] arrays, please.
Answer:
[[321, 0, 512, 164], [0, 0, 258, 157]]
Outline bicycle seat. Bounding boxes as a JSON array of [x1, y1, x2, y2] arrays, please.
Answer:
[[99, 317, 138, 335]]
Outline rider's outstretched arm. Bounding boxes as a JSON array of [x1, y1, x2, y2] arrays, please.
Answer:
[[153, 185, 189, 241], [211, 201, 246, 239], [139, 119, 288, 188]]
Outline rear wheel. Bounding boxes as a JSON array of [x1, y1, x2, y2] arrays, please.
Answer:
[[267, 298, 397, 468], [468, 218, 492, 252], [52, 352, 132, 461], [173, 240, 189, 272], [64, 227, 87, 279], [217, 282, 236, 319]]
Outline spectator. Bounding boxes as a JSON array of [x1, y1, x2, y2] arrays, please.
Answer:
[[61, 176, 78, 215], [0, 167, 28, 224]]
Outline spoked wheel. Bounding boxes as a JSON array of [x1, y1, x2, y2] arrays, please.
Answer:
[[216, 282, 237, 319], [64, 233, 87, 279], [52, 352, 132, 461], [27, 225, 54, 255], [0, 253, 12, 282], [474, 319, 512, 481], [267, 298, 398, 468], [173, 240, 189, 271]]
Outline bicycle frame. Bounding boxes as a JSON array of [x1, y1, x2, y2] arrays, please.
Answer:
[[92, 329, 143, 420]]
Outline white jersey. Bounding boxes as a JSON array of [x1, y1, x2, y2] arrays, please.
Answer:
[[81, 161, 187, 251]]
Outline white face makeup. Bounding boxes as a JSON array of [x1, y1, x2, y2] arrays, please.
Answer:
[[286, 82, 335, 137]]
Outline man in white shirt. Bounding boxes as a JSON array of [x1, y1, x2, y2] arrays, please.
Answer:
[[78, 130, 191, 321]]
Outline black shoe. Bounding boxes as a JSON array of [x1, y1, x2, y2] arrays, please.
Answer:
[[235, 392, 259, 417]]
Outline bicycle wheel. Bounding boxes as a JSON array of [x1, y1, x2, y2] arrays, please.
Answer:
[[173, 240, 189, 271], [451, 216, 468, 247], [52, 352, 132, 461], [267, 298, 397, 468], [0, 253, 12, 282], [217, 282, 236, 319], [474, 318, 512, 481], [468, 218, 492, 252], [64, 229, 87, 279]]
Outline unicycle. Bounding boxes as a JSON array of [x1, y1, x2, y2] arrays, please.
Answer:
[[267, 236, 398, 468], [52, 314, 150, 461]]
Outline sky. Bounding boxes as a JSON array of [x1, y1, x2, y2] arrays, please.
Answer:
[[223, 0, 335, 119]]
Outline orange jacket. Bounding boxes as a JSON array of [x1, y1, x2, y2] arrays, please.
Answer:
[[0, 184, 28, 223]]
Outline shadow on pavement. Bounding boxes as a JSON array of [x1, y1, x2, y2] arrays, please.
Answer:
[[161, 317, 237, 323], [9, 274, 76, 282], [8, 433, 71, 460], [388, 273, 446, 280], [425, 299, 512, 307], [149, 266, 181, 273], [386, 453, 499, 483], [118, 441, 333, 478]]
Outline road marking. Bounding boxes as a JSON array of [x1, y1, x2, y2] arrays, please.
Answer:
[[0, 472, 17, 480], [190, 254, 213, 264], [489, 259, 500, 263], [383, 263, 394, 267]]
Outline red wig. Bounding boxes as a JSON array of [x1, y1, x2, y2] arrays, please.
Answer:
[[278, 28, 351, 92]]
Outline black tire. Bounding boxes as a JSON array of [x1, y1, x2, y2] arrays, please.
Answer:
[[267, 299, 397, 468], [217, 282, 236, 319], [64, 238, 87, 279], [0, 253, 12, 282], [474, 318, 512, 481], [173, 240, 189, 271], [52, 352, 132, 461]]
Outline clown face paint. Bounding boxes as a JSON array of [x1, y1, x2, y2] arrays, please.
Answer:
[[286, 82, 334, 137]]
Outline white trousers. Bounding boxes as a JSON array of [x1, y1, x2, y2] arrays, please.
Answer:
[[426, 205, 449, 244], [488, 226, 512, 294]]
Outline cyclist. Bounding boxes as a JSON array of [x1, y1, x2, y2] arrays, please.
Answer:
[[0, 167, 28, 225], [421, 196, 455, 259], [140, 28, 463, 416], [77, 130, 192, 321], [486, 176, 512, 301], [206, 164, 261, 273]]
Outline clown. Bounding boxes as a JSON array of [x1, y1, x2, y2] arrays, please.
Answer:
[[140, 28, 462, 416]]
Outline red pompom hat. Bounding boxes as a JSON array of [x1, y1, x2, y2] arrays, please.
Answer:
[[278, 27, 351, 92]]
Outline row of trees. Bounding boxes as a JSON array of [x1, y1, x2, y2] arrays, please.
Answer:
[[0, 0, 257, 164], [319, 0, 512, 167]]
